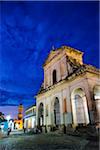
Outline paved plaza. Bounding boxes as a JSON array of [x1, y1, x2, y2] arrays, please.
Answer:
[[0, 132, 99, 150]]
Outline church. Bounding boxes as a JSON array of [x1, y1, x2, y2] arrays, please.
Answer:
[[36, 46, 100, 132]]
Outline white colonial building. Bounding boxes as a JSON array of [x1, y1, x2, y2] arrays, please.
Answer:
[[24, 105, 36, 130], [36, 46, 100, 132]]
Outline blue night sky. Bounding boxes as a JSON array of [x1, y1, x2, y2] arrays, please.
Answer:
[[0, 1, 99, 110]]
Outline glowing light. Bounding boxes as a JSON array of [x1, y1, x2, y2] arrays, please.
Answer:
[[0, 124, 4, 129], [6, 115, 11, 121]]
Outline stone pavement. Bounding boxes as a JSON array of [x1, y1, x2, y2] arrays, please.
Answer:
[[10, 129, 24, 135], [0, 133, 99, 150]]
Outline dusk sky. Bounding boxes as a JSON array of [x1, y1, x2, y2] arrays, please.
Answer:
[[0, 1, 99, 117]]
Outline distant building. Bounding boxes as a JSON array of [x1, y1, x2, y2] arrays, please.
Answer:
[[36, 46, 100, 132], [24, 104, 36, 130], [18, 104, 23, 120], [14, 104, 24, 130]]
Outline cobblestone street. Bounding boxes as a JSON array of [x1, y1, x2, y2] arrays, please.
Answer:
[[0, 133, 99, 150]]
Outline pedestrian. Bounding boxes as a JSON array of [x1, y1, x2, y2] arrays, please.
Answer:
[[7, 128, 11, 136], [23, 127, 26, 133]]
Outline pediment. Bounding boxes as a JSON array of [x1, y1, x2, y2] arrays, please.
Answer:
[[43, 46, 83, 67], [43, 50, 62, 66]]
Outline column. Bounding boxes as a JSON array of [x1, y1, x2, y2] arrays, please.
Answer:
[[59, 93, 64, 125], [43, 101, 46, 126], [66, 88, 73, 126], [49, 100, 52, 125], [84, 80, 94, 124], [36, 102, 38, 126]]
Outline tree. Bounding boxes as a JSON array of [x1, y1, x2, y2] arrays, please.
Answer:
[[0, 112, 6, 123]]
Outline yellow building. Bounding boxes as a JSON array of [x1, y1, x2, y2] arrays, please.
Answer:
[[14, 119, 23, 130], [18, 104, 23, 120], [14, 104, 24, 130]]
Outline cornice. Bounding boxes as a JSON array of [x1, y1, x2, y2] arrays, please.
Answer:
[[36, 65, 99, 99]]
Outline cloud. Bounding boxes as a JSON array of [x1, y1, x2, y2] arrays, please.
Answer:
[[0, 88, 35, 106], [0, 1, 99, 108]]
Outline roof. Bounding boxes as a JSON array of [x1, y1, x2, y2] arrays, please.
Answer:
[[24, 113, 36, 119], [25, 103, 36, 111]]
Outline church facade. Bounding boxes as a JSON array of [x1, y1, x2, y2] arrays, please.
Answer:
[[36, 46, 100, 132]]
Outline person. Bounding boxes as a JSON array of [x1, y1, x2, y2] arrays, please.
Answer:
[[23, 127, 26, 133], [7, 128, 11, 136]]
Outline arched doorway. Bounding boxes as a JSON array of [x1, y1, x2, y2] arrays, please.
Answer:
[[94, 85, 100, 100], [71, 88, 89, 126], [53, 70, 57, 84], [38, 103, 44, 126], [74, 94, 86, 124], [54, 97, 60, 126], [93, 85, 100, 123]]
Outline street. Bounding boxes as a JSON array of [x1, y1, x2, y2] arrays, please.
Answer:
[[0, 132, 99, 150]]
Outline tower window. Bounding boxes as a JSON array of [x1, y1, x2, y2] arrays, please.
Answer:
[[53, 70, 57, 84]]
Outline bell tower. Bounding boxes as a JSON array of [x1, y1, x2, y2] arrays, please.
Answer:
[[18, 104, 23, 120]]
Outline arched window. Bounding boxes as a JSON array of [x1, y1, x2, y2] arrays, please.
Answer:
[[39, 103, 44, 117], [93, 85, 100, 123], [53, 70, 57, 84], [54, 97, 60, 125], [94, 85, 100, 100], [71, 88, 89, 125], [38, 103, 44, 126]]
